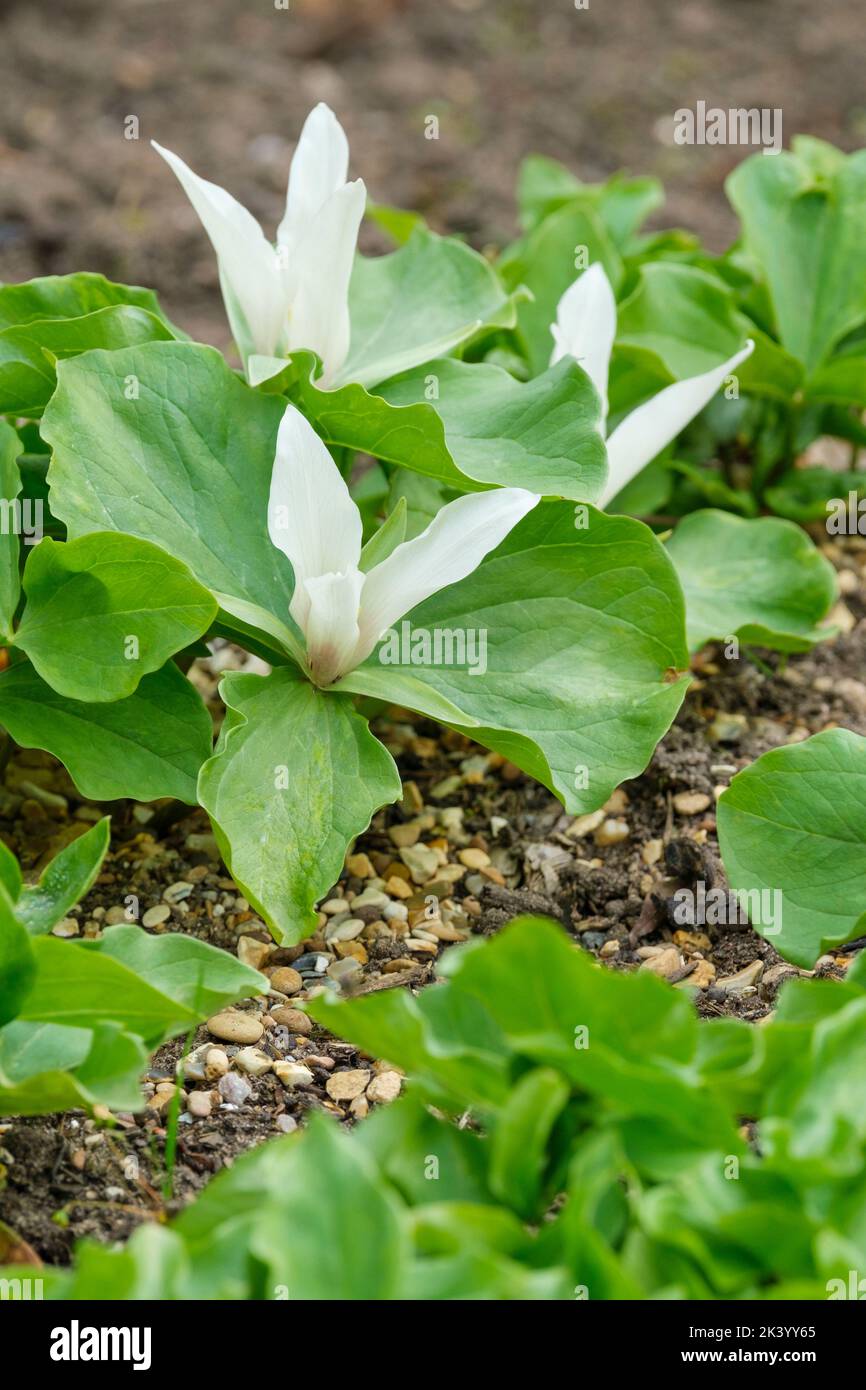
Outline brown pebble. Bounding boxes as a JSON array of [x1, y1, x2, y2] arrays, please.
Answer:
[[269, 1007, 312, 1035], [267, 967, 303, 996]]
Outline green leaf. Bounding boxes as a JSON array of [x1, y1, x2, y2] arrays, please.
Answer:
[[0, 839, 22, 901], [198, 667, 401, 943], [276, 351, 608, 501], [0, 273, 175, 332], [489, 1067, 570, 1217], [0, 660, 212, 803], [0, 884, 36, 1027], [727, 148, 866, 370], [516, 158, 663, 245], [16, 817, 111, 935], [0, 1020, 146, 1116], [0, 419, 22, 640], [42, 342, 298, 650], [499, 201, 622, 375], [338, 503, 689, 814], [807, 356, 866, 410], [666, 509, 837, 652], [78, 924, 267, 1023], [13, 533, 218, 702], [0, 305, 175, 417], [374, 356, 607, 501], [613, 263, 800, 405], [174, 1114, 408, 1299], [359, 496, 407, 571], [338, 228, 511, 388], [20, 926, 265, 1046], [717, 729, 866, 967], [765, 467, 866, 524]]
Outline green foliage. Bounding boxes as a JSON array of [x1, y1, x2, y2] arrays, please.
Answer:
[[0, 828, 266, 1116], [17, 915, 866, 1300], [718, 728, 866, 967]]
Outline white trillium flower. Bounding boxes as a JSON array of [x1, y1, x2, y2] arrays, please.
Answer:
[[551, 263, 755, 508], [268, 405, 539, 687], [153, 103, 365, 387]]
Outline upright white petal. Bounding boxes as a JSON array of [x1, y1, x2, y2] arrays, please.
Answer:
[[601, 341, 755, 508], [278, 103, 351, 250], [355, 488, 539, 663], [288, 179, 367, 385], [152, 141, 286, 362], [550, 263, 617, 419], [267, 404, 363, 630], [302, 568, 364, 686]]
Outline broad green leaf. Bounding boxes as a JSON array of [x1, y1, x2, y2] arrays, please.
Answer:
[[0, 884, 36, 1026], [0, 306, 175, 417], [666, 509, 837, 652], [499, 200, 622, 375], [13, 533, 218, 702], [339, 503, 690, 814], [42, 343, 297, 640], [0, 273, 175, 332], [174, 1115, 408, 1299], [766, 466, 866, 523], [16, 817, 111, 935], [375, 356, 607, 501], [0, 660, 212, 803], [441, 918, 737, 1144], [338, 229, 511, 388], [198, 667, 401, 943], [0, 419, 22, 640], [727, 148, 866, 370], [717, 729, 866, 967], [516, 157, 663, 245], [807, 356, 866, 410], [0, 839, 22, 901], [274, 351, 608, 501], [488, 1067, 570, 1217], [50, 1224, 189, 1302], [0, 1020, 146, 1116], [20, 926, 264, 1045], [614, 262, 795, 402], [79, 924, 267, 1020]]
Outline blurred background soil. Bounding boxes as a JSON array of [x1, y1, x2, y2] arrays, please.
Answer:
[[1, 0, 864, 350]]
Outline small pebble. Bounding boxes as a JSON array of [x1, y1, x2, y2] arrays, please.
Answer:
[[673, 792, 711, 816], [142, 904, 171, 928], [207, 1012, 264, 1045], [274, 1061, 314, 1088], [218, 1073, 252, 1106], [366, 1071, 402, 1104], [325, 1069, 370, 1102]]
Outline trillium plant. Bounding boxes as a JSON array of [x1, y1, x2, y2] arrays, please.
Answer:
[[0, 108, 844, 948]]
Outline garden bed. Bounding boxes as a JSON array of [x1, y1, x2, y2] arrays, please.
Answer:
[[3, 531, 863, 1267]]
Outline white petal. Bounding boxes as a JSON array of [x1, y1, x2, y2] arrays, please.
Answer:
[[267, 404, 363, 630], [601, 341, 755, 508], [247, 354, 291, 387], [303, 568, 364, 686], [355, 487, 539, 663], [287, 180, 366, 385], [278, 103, 350, 250], [152, 141, 286, 363], [550, 263, 616, 418]]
